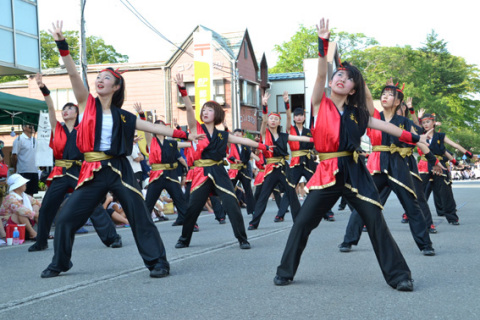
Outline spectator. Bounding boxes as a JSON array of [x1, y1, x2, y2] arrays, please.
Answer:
[[127, 134, 144, 191], [103, 193, 130, 227], [0, 174, 40, 240], [11, 124, 39, 195]]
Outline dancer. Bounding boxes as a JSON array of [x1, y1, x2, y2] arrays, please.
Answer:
[[338, 81, 440, 255], [227, 128, 259, 216], [274, 91, 318, 222], [29, 73, 122, 252], [417, 113, 474, 225], [248, 92, 314, 230], [274, 18, 431, 291], [133, 103, 191, 229], [253, 148, 282, 209], [173, 73, 270, 249], [41, 21, 203, 278]]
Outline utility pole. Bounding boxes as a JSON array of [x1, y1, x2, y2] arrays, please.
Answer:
[[79, 0, 89, 91]]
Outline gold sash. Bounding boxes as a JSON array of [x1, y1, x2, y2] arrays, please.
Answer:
[[84, 152, 114, 163], [318, 151, 358, 163], [151, 162, 178, 171], [372, 144, 413, 158], [193, 159, 226, 167], [265, 156, 288, 165], [291, 149, 313, 159], [420, 154, 443, 161], [55, 159, 82, 169], [230, 163, 246, 170]]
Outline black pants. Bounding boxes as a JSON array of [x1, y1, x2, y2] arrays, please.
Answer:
[[342, 173, 432, 251], [276, 174, 411, 288], [254, 184, 282, 209], [19, 172, 39, 196], [231, 172, 255, 215], [178, 178, 248, 245], [36, 175, 118, 247], [47, 166, 169, 273], [250, 166, 298, 228], [210, 195, 226, 221], [424, 173, 458, 222], [145, 175, 186, 222], [276, 164, 313, 219]]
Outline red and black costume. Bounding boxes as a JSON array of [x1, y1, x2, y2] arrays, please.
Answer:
[[276, 124, 316, 220], [176, 122, 249, 248], [227, 142, 255, 215], [253, 152, 282, 208], [45, 94, 169, 274], [32, 117, 120, 251], [248, 128, 298, 228], [418, 131, 459, 223], [145, 137, 187, 225], [341, 110, 433, 252], [276, 94, 412, 289]]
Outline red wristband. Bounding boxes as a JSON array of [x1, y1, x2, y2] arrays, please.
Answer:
[[399, 130, 419, 144], [262, 104, 268, 115], [178, 85, 188, 97], [451, 159, 457, 165], [318, 37, 329, 57], [309, 137, 314, 143], [257, 143, 268, 152], [138, 112, 146, 120], [409, 109, 415, 115], [285, 102, 290, 110]]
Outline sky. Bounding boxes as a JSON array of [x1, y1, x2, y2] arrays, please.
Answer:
[[37, 0, 480, 69]]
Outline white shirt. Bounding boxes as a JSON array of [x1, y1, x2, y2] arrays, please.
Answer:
[[99, 114, 113, 151], [127, 143, 142, 173], [12, 133, 37, 173]]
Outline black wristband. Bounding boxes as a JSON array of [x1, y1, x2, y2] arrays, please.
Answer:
[[411, 133, 420, 143], [424, 152, 437, 167], [55, 39, 69, 51], [40, 85, 50, 96]]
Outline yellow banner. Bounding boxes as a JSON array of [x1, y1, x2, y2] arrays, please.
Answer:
[[194, 30, 213, 123]]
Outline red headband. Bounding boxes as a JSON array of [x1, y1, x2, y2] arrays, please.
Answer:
[[100, 68, 126, 79], [268, 113, 281, 118], [337, 57, 346, 71], [394, 82, 405, 93]]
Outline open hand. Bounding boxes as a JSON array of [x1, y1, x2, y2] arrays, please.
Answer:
[[35, 73, 44, 88], [48, 20, 65, 41], [173, 73, 185, 87], [316, 18, 330, 39]]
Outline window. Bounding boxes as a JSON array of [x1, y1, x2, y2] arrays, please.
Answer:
[[52, 88, 76, 110], [213, 79, 225, 105], [241, 80, 258, 106], [177, 82, 195, 106]]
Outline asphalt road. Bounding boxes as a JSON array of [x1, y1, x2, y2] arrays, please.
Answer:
[[1, 180, 479, 320]]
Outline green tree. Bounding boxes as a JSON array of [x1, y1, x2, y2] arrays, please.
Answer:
[[40, 30, 128, 68], [269, 24, 378, 74]]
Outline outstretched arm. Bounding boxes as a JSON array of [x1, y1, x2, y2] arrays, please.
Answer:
[[444, 136, 468, 154], [288, 135, 314, 143], [35, 73, 57, 132], [48, 21, 88, 112], [135, 119, 204, 142], [368, 116, 431, 145], [311, 18, 330, 116], [173, 73, 197, 135]]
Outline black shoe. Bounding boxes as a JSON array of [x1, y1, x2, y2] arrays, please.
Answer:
[[429, 224, 438, 234], [28, 243, 48, 252], [111, 235, 122, 248], [193, 224, 200, 232], [422, 246, 435, 256], [274, 216, 284, 222], [273, 275, 292, 286], [41, 268, 60, 278], [158, 216, 169, 221], [338, 242, 352, 252], [150, 266, 169, 278], [362, 225, 367, 232], [240, 241, 251, 249], [338, 206, 346, 211], [172, 221, 182, 226], [175, 240, 188, 249], [401, 213, 409, 224], [396, 279, 414, 292], [219, 219, 226, 224], [247, 225, 257, 230], [448, 220, 460, 225], [326, 215, 335, 222]]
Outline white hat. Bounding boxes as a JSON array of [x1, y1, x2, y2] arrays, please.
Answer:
[[7, 174, 29, 192]]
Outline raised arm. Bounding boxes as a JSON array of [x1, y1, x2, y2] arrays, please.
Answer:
[[174, 73, 197, 134], [284, 91, 292, 132], [365, 82, 375, 116], [48, 21, 88, 112], [133, 102, 152, 146], [35, 73, 57, 132], [260, 92, 271, 140], [311, 18, 330, 115], [406, 98, 419, 126]]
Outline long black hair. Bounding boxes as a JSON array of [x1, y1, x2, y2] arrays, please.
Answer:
[[62, 102, 79, 126], [332, 61, 369, 128], [103, 67, 125, 108]]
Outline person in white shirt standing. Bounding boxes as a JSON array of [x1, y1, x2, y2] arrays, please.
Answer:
[[11, 124, 38, 196]]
